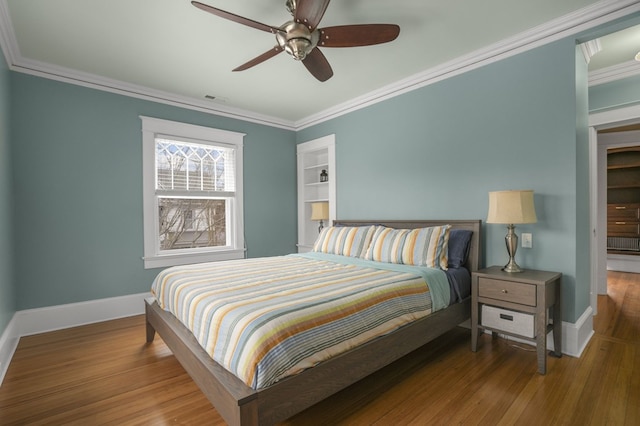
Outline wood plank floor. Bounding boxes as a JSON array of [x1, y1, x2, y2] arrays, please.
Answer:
[[1, 271, 638, 425]]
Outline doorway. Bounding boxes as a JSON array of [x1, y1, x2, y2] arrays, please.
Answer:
[[589, 104, 640, 316], [598, 133, 640, 273]]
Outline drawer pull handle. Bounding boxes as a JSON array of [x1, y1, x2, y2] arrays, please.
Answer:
[[501, 289, 508, 293], [499, 314, 514, 321], [616, 222, 626, 225], [615, 206, 626, 210]]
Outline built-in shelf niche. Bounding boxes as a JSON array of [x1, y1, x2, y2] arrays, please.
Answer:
[[297, 135, 336, 253]]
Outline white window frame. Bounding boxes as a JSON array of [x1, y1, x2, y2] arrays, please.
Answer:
[[141, 116, 245, 269]]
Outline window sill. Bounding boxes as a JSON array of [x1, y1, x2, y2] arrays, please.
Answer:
[[143, 249, 246, 269]]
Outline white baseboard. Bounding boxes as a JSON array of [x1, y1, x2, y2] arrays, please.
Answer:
[[0, 292, 151, 386], [563, 306, 594, 357], [607, 254, 640, 274], [0, 315, 19, 385], [15, 292, 151, 337]]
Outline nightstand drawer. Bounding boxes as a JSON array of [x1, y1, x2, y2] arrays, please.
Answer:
[[478, 277, 536, 306], [481, 305, 535, 338]]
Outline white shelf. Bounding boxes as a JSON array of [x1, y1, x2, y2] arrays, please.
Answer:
[[304, 163, 329, 170]]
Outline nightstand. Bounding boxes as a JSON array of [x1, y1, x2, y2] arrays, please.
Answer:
[[471, 266, 562, 374]]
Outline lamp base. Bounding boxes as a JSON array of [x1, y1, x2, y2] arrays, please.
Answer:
[[502, 260, 524, 273], [502, 224, 524, 273]]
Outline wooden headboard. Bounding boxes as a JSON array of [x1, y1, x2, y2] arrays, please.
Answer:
[[332, 220, 482, 272]]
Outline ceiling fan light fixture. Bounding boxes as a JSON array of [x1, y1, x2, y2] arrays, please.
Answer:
[[286, 38, 311, 60], [275, 21, 317, 61]]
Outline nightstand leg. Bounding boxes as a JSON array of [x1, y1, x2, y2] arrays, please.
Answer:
[[471, 279, 479, 351], [552, 279, 563, 358], [471, 299, 478, 351], [536, 286, 547, 375], [536, 326, 547, 374], [471, 328, 478, 351]]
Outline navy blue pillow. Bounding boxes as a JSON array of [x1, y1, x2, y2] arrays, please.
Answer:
[[448, 229, 473, 269]]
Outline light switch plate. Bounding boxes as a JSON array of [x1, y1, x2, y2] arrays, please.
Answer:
[[522, 233, 532, 248]]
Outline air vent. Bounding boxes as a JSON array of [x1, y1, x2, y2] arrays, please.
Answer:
[[204, 95, 228, 102]]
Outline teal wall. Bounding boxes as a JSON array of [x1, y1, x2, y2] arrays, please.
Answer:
[[10, 74, 297, 310], [6, 16, 640, 332], [0, 50, 15, 333], [298, 39, 586, 323]]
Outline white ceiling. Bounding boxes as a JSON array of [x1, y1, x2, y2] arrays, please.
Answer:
[[1, 0, 640, 129]]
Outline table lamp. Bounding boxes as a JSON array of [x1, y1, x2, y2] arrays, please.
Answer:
[[310, 202, 329, 233], [487, 190, 537, 273]]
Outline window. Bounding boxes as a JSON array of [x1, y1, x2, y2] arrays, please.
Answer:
[[141, 116, 245, 269]]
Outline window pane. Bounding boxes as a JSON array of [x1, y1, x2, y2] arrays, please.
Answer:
[[158, 198, 227, 250], [156, 142, 174, 190], [155, 138, 235, 192]]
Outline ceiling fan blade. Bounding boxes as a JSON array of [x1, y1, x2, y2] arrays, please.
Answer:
[[302, 47, 333, 82], [318, 24, 400, 47], [192, 1, 280, 34], [295, 0, 331, 31], [233, 46, 284, 72]]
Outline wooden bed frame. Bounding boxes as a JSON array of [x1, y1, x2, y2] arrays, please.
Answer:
[[145, 219, 482, 425]]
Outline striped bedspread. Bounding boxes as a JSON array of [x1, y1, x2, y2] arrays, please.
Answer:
[[151, 252, 450, 389]]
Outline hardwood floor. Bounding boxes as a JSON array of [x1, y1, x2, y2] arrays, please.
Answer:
[[1, 271, 638, 425]]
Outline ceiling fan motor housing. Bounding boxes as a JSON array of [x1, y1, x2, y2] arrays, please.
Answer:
[[276, 21, 319, 61]]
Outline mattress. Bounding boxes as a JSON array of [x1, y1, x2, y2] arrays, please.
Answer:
[[151, 252, 457, 389]]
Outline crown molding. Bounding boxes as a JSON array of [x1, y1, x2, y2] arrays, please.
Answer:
[[0, 0, 295, 131], [581, 39, 602, 64], [1, 0, 640, 131], [589, 59, 640, 86], [296, 0, 640, 129], [11, 58, 297, 131]]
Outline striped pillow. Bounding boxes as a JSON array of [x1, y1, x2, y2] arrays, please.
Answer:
[[364, 227, 411, 264], [401, 225, 451, 269], [312, 226, 377, 258]]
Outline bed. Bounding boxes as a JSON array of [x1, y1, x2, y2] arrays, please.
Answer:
[[145, 219, 481, 425]]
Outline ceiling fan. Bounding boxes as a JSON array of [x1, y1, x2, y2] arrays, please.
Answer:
[[192, 0, 400, 82]]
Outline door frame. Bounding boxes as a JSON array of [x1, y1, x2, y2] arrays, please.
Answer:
[[589, 104, 640, 316]]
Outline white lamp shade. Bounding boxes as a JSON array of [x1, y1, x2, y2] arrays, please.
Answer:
[[487, 190, 537, 224], [310, 202, 329, 221]]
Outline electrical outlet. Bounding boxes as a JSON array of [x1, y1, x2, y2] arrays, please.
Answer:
[[522, 233, 532, 248]]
